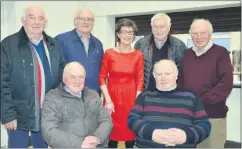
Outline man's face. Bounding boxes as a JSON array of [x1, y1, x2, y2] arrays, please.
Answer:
[[151, 18, 171, 41], [75, 10, 94, 34], [64, 66, 86, 94], [21, 7, 47, 36], [153, 61, 178, 90], [190, 21, 212, 51]]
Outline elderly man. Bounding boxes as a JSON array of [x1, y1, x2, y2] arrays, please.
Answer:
[[134, 13, 187, 91], [128, 59, 211, 148], [181, 19, 233, 148], [1, 6, 65, 148], [41, 62, 113, 148], [55, 8, 104, 94]]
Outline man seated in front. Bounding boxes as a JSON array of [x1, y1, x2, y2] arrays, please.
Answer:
[[128, 59, 211, 148], [41, 61, 113, 148]]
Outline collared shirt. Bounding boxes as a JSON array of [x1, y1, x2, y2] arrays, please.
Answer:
[[29, 34, 43, 45], [76, 29, 91, 55], [64, 85, 82, 98], [192, 40, 213, 56], [154, 37, 168, 49]]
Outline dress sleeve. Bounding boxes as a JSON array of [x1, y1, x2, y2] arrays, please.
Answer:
[[135, 51, 144, 91], [99, 51, 110, 86]]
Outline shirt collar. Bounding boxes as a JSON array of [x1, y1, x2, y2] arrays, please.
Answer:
[[76, 29, 91, 40], [29, 34, 43, 45], [64, 85, 82, 98], [192, 40, 213, 56]]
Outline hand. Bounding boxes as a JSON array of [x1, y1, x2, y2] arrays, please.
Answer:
[[165, 128, 187, 145], [104, 100, 115, 115], [4, 119, 17, 130], [136, 91, 141, 98], [82, 136, 101, 148], [152, 129, 172, 144]]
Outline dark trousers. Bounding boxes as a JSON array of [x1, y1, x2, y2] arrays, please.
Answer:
[[7, 129, 48, 148], [108, 140, 135, 148]]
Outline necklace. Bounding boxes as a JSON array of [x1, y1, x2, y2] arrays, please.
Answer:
[[118, 46, 132, 53]]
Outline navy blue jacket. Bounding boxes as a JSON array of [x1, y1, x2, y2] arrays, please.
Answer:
[[55, 29, 104, 93]]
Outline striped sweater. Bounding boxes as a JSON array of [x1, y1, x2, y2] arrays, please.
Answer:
[[128, 88, 211, 148]]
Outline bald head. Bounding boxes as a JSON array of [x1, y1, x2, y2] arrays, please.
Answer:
[[22, 6, 46, 20], [63, 62, 86, 81], [21, 6, 47, 39], [153, 59, 178, 91], [74, 8, 94, 36], [153, 59, 178, 75], [63, 62, 86, 94]]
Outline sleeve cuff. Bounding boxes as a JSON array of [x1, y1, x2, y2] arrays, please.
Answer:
[[181, 127, 195, 144], [142, 124, 154, 141]]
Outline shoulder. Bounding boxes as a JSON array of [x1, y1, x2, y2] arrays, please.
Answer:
[[139, 90, 159, 97], [1, 32, 20, 47], [83, 87, 100, 99], [174, 88, 198, 99], [55, 30, 73, 40], [90, 34, 103, 46], [211, 44, 229, 55], [169, 35, 186, 46], [134, 49, 143, 56]]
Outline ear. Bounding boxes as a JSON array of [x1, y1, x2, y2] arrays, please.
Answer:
[[21, 17, 25, 26], [153, 72, 156, 78], [44, 19, 48, 29]]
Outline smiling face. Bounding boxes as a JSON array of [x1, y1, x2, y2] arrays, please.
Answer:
[[190, 20, 212, 51], [74, 9, 94, 35], [117, 26, 135, 45], [153, 60, 178, 91], [21, 6, 47, 36], [63, 62, 86, 94], [151, 18, 171, 41]]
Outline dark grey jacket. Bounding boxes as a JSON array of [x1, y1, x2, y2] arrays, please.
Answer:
[[1, 27, 65, 131], [134, 34, 187, 89], [41, 83, 113, 148]]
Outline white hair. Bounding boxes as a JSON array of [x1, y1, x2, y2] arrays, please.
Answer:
[[153, 59, 178, 76], [73, 8, 94, 26], [150, 13, 171, 26], [21, 6, 47, 21], [63, 61, 86, 82], [189, 18, 213, 34]]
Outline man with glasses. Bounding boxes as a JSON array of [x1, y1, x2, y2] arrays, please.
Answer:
[[134, 13, 187, 91], [55, 8, 104, 95], [181, 19, 233, 148], [1, 6, 65, 148], [41, 61, 113, 148]]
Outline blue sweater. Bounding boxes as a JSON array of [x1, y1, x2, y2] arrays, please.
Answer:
[[128, 88, 211, 148], [55, 29, 104, 93]]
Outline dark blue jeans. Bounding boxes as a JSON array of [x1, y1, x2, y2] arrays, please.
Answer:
[[7, 129, 48, 148]]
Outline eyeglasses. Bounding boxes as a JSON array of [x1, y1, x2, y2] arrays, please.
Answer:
[[119, 30, 135, 35], [76, 17, 94, 23]]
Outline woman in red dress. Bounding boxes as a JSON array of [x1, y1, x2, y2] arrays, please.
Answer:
[[99, 18, 144, 148]]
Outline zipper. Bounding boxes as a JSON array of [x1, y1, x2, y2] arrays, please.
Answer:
[[23, 59, 26, 78]]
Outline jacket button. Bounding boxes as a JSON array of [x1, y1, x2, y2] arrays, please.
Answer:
[[30, 63, 33, 66]]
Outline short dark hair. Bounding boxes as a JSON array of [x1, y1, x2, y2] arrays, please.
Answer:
[[115, 18, 138, 42]]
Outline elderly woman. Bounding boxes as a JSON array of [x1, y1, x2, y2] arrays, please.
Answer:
[[99, 18, 144, 148]]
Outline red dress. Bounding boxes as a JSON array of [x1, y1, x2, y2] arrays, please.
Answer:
[[99, 48, 144, 141]]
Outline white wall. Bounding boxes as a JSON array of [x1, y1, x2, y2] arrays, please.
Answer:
[[1, 1, 241, 147]]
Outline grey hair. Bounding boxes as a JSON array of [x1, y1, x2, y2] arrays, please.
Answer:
[[73, 8, 95, 26], [150, 13, 171, 26], [63, 61, 86, 82], [21, 6, 47, 21], [189, 18, 213, 34]]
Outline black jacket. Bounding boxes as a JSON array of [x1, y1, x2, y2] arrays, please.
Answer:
[[134, 34, 187, 89], [1, 27, 65, 131]]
